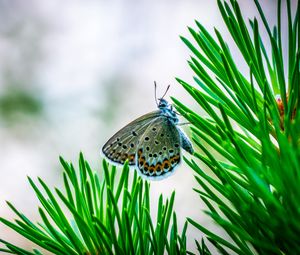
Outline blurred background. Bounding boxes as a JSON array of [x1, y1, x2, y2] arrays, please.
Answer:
[[0, 0, 287, 253]]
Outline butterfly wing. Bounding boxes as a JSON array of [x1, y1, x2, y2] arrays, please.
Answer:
[[102, 110, 161, 165], [136, 116, 181, 180], [178, 127, 194, 154]]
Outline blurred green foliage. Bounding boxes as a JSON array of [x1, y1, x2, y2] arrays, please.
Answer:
[[0, 85, 43, 124]]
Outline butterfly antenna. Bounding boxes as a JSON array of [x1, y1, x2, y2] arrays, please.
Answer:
[[161, 84, 170, 99], [154, 81, 159, 106]]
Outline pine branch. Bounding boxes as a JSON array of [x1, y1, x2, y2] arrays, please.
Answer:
[[0, 153, 187, 254], [174, 0, 300, 254]]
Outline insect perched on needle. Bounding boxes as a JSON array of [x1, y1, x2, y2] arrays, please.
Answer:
[[102, 82, 194, 180]]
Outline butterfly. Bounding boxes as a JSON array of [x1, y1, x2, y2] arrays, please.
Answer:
[[102, 83, 194, 180]]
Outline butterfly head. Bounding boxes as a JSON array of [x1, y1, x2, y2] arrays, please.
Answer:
[[154, 82, 178, 123], [158, 98, 169, 109], [158, 98, 178, 123]]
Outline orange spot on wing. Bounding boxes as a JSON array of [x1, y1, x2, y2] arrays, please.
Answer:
[[139, 156, 145, 166], [170, 154, 180, 165], [138, 149, 143, 156], [149, 166, 154, 173], [129, 154, 135, 162], [154, 163, 162, 172]]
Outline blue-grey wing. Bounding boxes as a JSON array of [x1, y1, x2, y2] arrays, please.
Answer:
[[102, 110, 161, 165], [177, 127, 194, 154], [136, 116, 181, 180]]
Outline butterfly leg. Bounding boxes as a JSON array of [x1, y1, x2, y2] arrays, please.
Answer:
[[177, 122, 191, 126]]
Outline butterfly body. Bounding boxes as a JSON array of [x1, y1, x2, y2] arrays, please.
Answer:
[[102, 98, 193, 180]]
